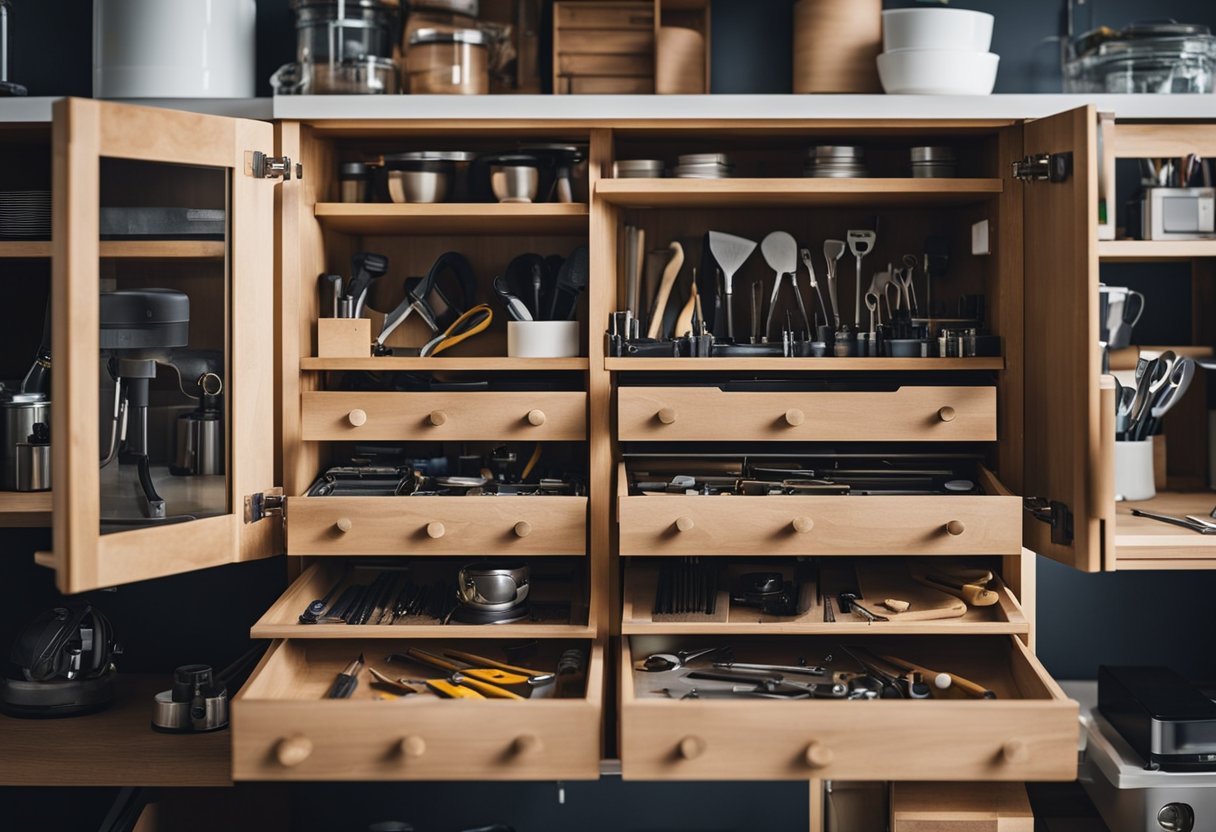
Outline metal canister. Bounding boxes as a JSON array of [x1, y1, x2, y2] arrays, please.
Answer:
[[1, 392, 49, 491], [338, 161, 370, 202], [172, 409, 224, 476], [910, 146, 957, 178]]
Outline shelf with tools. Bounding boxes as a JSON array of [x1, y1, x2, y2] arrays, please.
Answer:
[[596, 178, 1005, 208], [1111, 490, 1216, 569], [0, 491, 51, 526], [315, 203, 590, 235], [605, 357, 1004, 371]]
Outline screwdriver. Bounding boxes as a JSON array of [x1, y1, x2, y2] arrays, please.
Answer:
[[326, 653, 364, 699]]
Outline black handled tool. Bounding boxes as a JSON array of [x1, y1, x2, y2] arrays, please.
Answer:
[[326, 653, 364, 699], [346, 252, 389, 318]]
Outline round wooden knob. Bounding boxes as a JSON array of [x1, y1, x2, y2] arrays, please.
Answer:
[[1001, 740, 1029, 764], [513, 521, 532, 538], [675, 516, 695, 532], [804, 741, 834, 768], [678, 736, 705, 760], [426, 521, 446, 539], [399, 735, 427, 759], [428, 410, 447, 426], [512, 733, 543, 757], [274, 735, 313, 768], [526, 409, 546, 426], [335, 517, 352, 533], [938, 406, 957, 422], [792, 516, 814, 534], [347, 409, 367, 427], [945, 520, 966, 536], [657, 407, 677, 425], [784, 408, 805, 427]]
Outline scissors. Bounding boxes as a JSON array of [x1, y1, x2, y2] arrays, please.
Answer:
[[374, 252, 477, 352], [419, 304, 492, 357]]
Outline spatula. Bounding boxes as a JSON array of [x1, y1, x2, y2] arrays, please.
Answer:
[[760, 231, 801, 341], [708, 231, 757, 341]]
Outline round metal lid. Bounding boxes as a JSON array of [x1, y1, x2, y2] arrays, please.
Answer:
[[809, 145, 865, 159], [910, 146, 956, 162], [339, 161, 370, 176], [409, 27, 488, 46], [678, 153, 733, 166], [383, 151, 477, 163], [0, 392, 47, 405]]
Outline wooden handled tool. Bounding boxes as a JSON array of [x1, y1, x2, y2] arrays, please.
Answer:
[[674, 282, 698, 337], [878, 654, 996, 699], [914, 573, 998, 607], [647, 242, 685, 339]]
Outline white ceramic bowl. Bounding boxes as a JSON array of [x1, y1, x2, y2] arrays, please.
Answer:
[[882, 8, 994, 53], [877, 50, 999, 95]]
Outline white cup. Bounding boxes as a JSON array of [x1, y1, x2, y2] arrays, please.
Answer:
[[507, 321, 580, 358], [1115, 439, 1157, 502]]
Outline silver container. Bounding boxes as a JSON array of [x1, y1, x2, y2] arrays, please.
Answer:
[[810, 145, 865, 160], [1, 393, 49, 491], [490, 165, 540, 203], [173, 410, 224, 476], [387, 169, 448, 203], [338, 162, 370, 202], [678, 153, 733, 166], [614, 159, 665, 178]]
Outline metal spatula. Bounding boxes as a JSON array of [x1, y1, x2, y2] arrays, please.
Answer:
[[847, 229, 877, 328], [760, 231, 801, 340], [708, 231, 758, 341], [822, 240, 846, 328]]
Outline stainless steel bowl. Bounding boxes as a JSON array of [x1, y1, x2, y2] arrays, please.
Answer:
[[490, 164, 540, 203], [387, 168, 448, 203]]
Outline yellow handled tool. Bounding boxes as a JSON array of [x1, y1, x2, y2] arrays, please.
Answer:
[[419, 304, 492, 357], [442, 649, 555, 685]]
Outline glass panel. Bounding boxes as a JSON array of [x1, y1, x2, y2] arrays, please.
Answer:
[[96, 158, 231, 531]]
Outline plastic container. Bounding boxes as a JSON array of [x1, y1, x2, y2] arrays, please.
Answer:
[[507, 321, 580, 358], [1115, 439, 1157, 501], [406, 28, 489, 94]]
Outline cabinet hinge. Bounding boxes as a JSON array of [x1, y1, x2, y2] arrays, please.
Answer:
[[1012, 152, 1073, 183], [1025, 497, 1074, 545], [245, 151, 303, 181], [245, 488, 285, 524]]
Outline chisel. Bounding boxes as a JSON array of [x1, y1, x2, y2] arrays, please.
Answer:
[[326, 654, 364, 699]]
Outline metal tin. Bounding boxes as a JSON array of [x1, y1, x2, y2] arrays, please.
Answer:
[[409, 27, 488, 46], [910, 146, 955, 162], [0, 393, 48, 491], [678, 153, 732, 166], [339, 161, 370, 202]]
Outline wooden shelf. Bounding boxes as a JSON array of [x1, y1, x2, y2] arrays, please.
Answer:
[[315, 202, 590, 235], [0, 241, 226, 259], [251, 622, 597, 639], [1113, 490, 1216, 569], [0, 241, 50, 258], [0, 673, 231, 786], [1099, 240, 1216, 261], [0, 490, 51, 527], [302, 356, 588, 371], [595, 177, 1004, 207], [605, 356, 1004, 372]]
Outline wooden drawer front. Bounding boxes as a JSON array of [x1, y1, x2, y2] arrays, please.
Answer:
[[618, 493, 1021, 556], [233, 640, 603, 782], [286, 496, 588, 556], [301, 392, 587, 442], [619, 637, 1078, 782], [618, 386, 996, 442]]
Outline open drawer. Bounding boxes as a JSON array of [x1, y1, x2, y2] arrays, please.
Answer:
[[618, 385, 996, 443], [617, 463, 1021, 556], [252, 560, 594, 639], [284, 494, 588, 556], [233, 639, 603, 781], [301, 391, 587, 442], [619, 635, 1077, 781]]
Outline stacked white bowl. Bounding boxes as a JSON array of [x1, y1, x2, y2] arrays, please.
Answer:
[[877, 8, 999, 95]]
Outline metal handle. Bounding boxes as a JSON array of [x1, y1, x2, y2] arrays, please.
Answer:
[[348, 409, 367, 427], [426, 521, 446, 539]]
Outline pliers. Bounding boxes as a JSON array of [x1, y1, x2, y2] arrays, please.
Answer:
[[419, 304, 493, 357], [374, 251, 477, 352]]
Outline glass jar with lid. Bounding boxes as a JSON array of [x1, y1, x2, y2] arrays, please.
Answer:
[[406, 28, 489, 94]]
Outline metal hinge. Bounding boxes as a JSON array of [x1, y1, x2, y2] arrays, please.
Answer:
[[1012, 152, 1072, 183], [244, 488, 285, 523], [245, 151, 303, 181], [1025, 497, 1074, 545]]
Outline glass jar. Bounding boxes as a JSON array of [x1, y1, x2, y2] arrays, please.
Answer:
[[406, 28, 489, 94], [291, 0, 399, 64]]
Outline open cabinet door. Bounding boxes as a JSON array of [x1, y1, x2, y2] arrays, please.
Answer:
[[47, 99, 280, 593], [1021, 105, 1112, 572]]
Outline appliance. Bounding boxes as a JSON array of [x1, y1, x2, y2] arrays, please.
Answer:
[[1099, 665, 1216, 773], [93, 0, 256, 98], [1134, 188, 1216, 240], [151, 665, 228, 733], [271, 0, 401, 95], [1, 602, 120, 717], [454, 561, 530, 624], [170, 368, 224, 477]]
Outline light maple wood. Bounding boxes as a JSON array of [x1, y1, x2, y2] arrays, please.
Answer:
[[596, 178, 1004, 207], [618, 385, 996, 442], [605, 357, 1005, 371], [1098, 239, 1216, 261], [315, 317, 371, 358], [300, 391, 587, 442], [1112, 490, 1216, 566], [232, 639, 603, 781], [0, 491, 52, 527], [315, 202, 590, 235], [619, 636, 1077, 781], [0, 241, 224, 259], [301, 356, 588, 371], [890, 781, 1033, 831], [1112, 123, 1216, 159], [284, 495, 588, 556]]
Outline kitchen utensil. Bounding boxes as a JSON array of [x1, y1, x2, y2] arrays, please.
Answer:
[[624, 226, 639, 317], [418, 304, 492, 357], [442, 649, 555, 687], [384, 159, 448, 204], [823, 240, 845, 328], [488, 155, 542, 203], [1115, 439, 1157, 501], [271, 0, 399, 95], [345, 251, 389, 317], [1, 392, 49, 492], [338, 162, 370, 202], [760, 231, 799, 340], [878, 654, 996, 699], [799, 247, 827, 328], [523, 144, 586, 203], [615, 159, 665, 178], [1139, 356, 1196, 439], [374, 252, 476, 350], [805, 145, 869, 178], [877, 50, 1000, 95], [634, 646, 726, 673], [1129, 508, 1216, 534], [493, 275, 533, 322], [647, 242, 685, 339], [1128, 350, 1175, 436], [1064, 22, 1216, 94], [549, 244, 590, 320], [633, 228, 646, 316], [881, 8, 994, 52], [864, 290, 880, 335], [749, 281, 763, 343], [707, 232, 757, 341], [846, 229, 876, 328], [326, 654, 364, 699], [923, 236, 949, 316]]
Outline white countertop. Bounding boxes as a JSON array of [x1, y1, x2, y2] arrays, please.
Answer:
[[4, 93, 1216, 124]]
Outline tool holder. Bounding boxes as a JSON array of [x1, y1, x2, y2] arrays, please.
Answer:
[[317, 317, 372, 358]]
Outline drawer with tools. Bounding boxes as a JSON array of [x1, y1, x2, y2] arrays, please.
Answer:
[[618, 634, 1077, 781], [232, 638, 602, 781], [620, 557, 1027, 636], [253, 558, 592, 638], [617, 454, 1020, 556], [617, 380, 996, 442]]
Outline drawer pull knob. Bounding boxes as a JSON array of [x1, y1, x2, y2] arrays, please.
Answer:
[[657, 407, 677, 425], [428, 410, 447, 426], [335, 517, 353, 533], [526, 409, 546, 426], [784, 408, 805, 427], [1001, 740, 1029, 764], [513, 521, 532, 538], [938, 406, 957, 422], [792, 516, 814, 534], [512, 733, 543, 757], [275, 735, 313, 768], [426, 521, 446, 539], [399, 735, 427, 759], [675, 516, 695, 532], [347, 409, 367, 427], [945, 520, 966, 536], [678, 736, 706, 760], [804, 742, 834, 768]]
